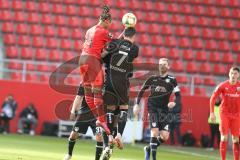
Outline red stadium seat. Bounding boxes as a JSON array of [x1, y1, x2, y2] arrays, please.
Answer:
[[228, 30, 239, 41], [188, 27, 200, 37], [6, 46, 18, 58], [52, 3, 64, 14], [182, 50, 194, 60], [232, 9, 240, 19], [222, 53, 234, 64], [92, 7, 102, 18], [66, 5, 77, 16], [142, 1, 153, 10], [216, 0, 227, 6], [224, 19, 234, 29], [197, 17, 209, 27], [178, 37, 190, 48], [141, 46, 152, 57], [8, 62, 23, 70], [194, 75, 203, 85], [184, 15, 195, 25], [214, 29, 225, 40], [145, 59, 157, 69], [15, 11, 26, 22], [230, 0, 239, 6], [168, 48, 179, 59], [0, 0, 10, 9], [144, 12, 156, 23], [3, 34, 16, 45], [25, 1, 36, 11], [57, 27, 69, 38], [158, 13, 169, 23], [179, 4, 191, 14], [186, 61, 197, 73], [74, 40, 82, 51], [199, 62, 211, 74], [20, 47, 33, 59], [176, 75, 188, 84], [26, 74, 39, 82], [204, 77, 216, 86], [27, 13, 40, 23], [55, 15, 67, 26], [218, 41, 230, 51], [202, 28, 213, 39], [116, 0, 128, 8], [29, 24, 42, 35], [205, 40, 217, 50], [32, 36, 44, 47], [193, 5, 205, 15], [71, 28, 82, 39], [164, 36, 176, 47], [37, 64, 49, 72], [12, 0, 23, 10], [148, 23, 159, 34], [210, 18, 222, 28], [196, 50, 207, 61], [11, 72, 23, 81], [194, 87, 206, 96], [175, 26, 186, 36], [151, 35, 163, 46], [78, 6, 91, 16], [180, 86, 190, 95], [213, 64, 225, 75], [35, 48, 48, 61], [171, 14, 182, 25], [68, 16, 80, 27], [237, 54, 240, 64], [209, 52, 220, 62], [18, 35, 31, 46], [2, 22, 14, 32], [0, 10, 12, 21], [63, 51, 75, 61], [46, 38, 59, 49], [155, 47, 167, 58], [40, 74, 49, 83], [16, 23, 28, 34], [61, 39, 72, 50], [206, 6, 217, 17], [39, 2, 50, 13], [138, 34, 149, 45], [155, 2, 165, 12], [231, 42, 240, 52], [44, 25, 56, 37], [220, 8, 231, 18], [80, 18, 94, 29], [26, 63, 35, 71], [49, 50, 61, 62], [171, 61, 184, 72], [192, 38, 203, 49], [129, 0, 141, 10], [41, 13, 52, 25], [167, 3, 178, 13]]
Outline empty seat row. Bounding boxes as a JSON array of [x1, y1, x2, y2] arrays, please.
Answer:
[[176, 75, 216, 86]]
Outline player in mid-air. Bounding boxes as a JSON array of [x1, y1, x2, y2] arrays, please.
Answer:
[[79, 5, 113, 134], [209, 67, 240, 160], [100, 27, 139, 159], [134, 58, 181, 160], [63, 85, 103, 160]]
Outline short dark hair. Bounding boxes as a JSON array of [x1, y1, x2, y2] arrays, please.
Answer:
[[230, 66, 240, 72], [100, 5, 111, 22], [124, 27, 136, 38]]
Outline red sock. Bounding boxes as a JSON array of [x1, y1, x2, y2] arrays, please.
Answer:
[[94, 92, 105, 122], [233, 143, 239, 160], [220, 141, 227, 160]]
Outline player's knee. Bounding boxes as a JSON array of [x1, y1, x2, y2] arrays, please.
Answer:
[[96, 134, 103, 142], [160, 132, 169, 141], [232, 136, 239, 143], [151, 129, 159, 137], [221, 135, 228, 142]]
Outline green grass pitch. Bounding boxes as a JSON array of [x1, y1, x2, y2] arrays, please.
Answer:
[[0, 134, 233, 160]]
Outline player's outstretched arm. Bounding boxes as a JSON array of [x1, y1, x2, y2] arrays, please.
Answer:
[[70, 95, 83, 120]]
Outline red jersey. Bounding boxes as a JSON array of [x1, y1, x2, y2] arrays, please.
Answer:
[[82, 25, 112, 59], [210, 80, 240, 117]]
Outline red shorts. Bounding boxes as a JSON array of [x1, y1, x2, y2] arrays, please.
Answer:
[[219, 113, 240, 136], [79, 54, 103, 88]]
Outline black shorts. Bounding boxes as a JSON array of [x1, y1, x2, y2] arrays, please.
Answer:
[[72, 119, 101, 135], [148, 110, 170, 132]]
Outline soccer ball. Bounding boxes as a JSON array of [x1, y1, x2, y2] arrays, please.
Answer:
[[122, 13, 137, 28]]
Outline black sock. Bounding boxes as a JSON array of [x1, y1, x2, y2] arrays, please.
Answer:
[[118, 110, 128, 135], [157, 136, 164, 147], [150, 137, 158, 160], [113, 127, 117, 138], [103, 132, 109, 148], [68, 138, 76, 156], [95, 142, 103, 160]]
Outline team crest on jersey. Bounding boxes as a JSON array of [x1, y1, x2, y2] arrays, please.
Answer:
[[74, 127, 79, 132], [155, 86, 167, 92], [152, 122, 157, 127], [164, 125, 169, 131], [165, 78, 170, 83]]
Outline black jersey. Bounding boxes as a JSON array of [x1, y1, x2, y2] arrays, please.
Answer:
[[76, 86, 95, 121], [137, 75, 180, 112], [103, 38, 138, 95]]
